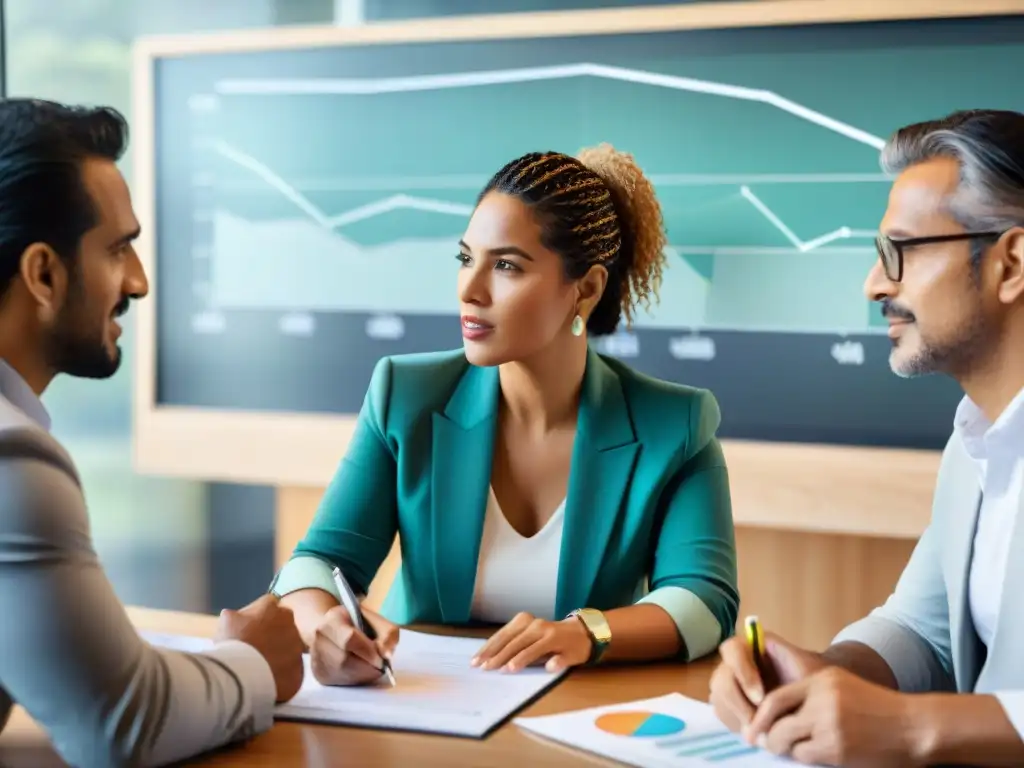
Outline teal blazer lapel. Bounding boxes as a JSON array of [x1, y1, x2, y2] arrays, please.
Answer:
[[431, 362, 498, 623], [555, 348, 640, 617]]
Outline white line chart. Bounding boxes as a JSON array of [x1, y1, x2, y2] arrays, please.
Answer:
[[211, 140, 473, 230], [739, 186, 877, 252], [214, 172, 892, 193], [213, 62, 886, 150], [192, 60, 887, 334], [208, 140, 875, 250]]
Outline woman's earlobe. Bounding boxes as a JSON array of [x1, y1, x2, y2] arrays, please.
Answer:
[[36, 303, 55, 325]]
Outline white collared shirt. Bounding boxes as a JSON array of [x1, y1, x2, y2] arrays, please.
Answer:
[[956, 389, 1024, 738], [0, 359, 50, 431]]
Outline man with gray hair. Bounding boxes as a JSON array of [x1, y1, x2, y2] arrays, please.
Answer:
[[709, 109, 1024, 766]]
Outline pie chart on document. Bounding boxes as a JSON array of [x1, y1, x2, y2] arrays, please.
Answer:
[[594, 710, 687, 738]]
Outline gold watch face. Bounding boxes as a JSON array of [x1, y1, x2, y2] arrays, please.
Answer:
[[577, 609, 612, 644]]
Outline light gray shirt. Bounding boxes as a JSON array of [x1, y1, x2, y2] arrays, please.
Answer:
[[0, 360, 277, 767], [833, 406, 1024, 739]]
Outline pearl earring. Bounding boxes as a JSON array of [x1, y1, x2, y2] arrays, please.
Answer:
[[571, 314, 584, 337]]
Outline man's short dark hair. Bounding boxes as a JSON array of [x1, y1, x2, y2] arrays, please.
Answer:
[[0, 98, 129, 299]]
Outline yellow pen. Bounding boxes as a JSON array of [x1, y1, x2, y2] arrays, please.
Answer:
[[744, 615, 773, 693]]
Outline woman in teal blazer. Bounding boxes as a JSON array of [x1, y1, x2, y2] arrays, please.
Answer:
[[272, 144, 739, 686]]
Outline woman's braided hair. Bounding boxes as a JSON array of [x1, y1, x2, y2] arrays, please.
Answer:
[[478, 143, 667, 336]]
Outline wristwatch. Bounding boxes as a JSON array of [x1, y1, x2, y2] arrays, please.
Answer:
[[567, 608, 612, 665]]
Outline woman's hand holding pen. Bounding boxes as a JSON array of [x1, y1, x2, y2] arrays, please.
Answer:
[[309, 604, 400, 687]]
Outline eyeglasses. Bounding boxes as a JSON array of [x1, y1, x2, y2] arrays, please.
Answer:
[[875, 231, 1004, 282]]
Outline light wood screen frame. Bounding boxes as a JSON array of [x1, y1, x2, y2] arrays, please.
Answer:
[[129, 0, 1011, 535]]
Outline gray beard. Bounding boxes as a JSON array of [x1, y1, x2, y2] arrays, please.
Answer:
[[889, 308, 989, 380]]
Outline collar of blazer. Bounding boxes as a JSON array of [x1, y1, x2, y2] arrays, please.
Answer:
[[941, 429, 1024, 692], [428, 346, 640, 623]]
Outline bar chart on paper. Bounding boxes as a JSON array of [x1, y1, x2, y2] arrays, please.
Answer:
[[515, 693, 810, 766]]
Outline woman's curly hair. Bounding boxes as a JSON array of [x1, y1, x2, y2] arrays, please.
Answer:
[[479, 143, 667, 335]]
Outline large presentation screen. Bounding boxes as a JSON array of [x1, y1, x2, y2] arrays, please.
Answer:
[[137, 8, 1018, 490]]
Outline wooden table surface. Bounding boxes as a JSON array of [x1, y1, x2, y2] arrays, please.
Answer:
[[0, 607, 718, 767]]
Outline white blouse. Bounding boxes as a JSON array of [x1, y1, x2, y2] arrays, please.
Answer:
[[469, 486, 565, 624]]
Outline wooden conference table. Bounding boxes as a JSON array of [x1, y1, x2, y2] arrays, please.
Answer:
[[0, 607, 717, 767]]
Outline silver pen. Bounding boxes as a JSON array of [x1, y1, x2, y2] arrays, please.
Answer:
[[332, 566, 396, 686]]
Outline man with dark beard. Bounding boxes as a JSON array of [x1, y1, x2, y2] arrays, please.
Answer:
[[0, 99, 305, 767], [710, 110, 1024, 767]]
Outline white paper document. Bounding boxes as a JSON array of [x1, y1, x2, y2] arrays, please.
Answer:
[[515, 693, 818, 767], [141, 628, 566, 738], [139, 630, 215, 654]]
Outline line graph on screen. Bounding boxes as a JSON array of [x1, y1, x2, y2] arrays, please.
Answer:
[[187, 60, 889, 341]]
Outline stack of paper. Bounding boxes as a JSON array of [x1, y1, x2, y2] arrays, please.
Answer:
[[141, 628, 566, 738], [515, 693, 810, 767]]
